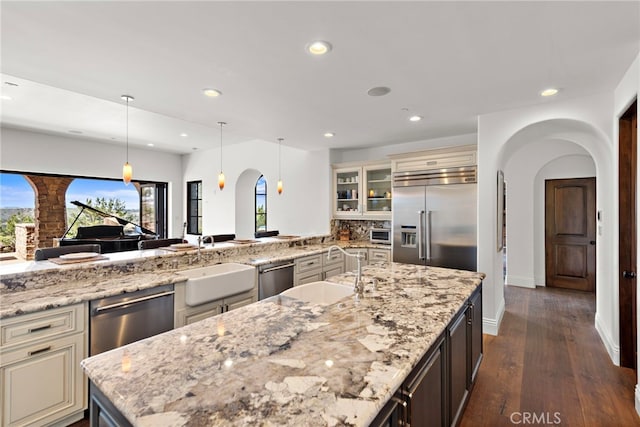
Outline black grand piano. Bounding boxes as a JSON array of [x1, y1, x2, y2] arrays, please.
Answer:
[[60, 201, 157, 253]]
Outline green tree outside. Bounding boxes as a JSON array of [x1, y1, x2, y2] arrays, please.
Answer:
[[0, 211, 34, 250]]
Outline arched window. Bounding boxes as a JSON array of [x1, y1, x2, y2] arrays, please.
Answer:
[[255, 175, 267, 232]]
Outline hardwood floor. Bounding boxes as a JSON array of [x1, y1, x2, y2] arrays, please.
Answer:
[[460, 285, 640, 426]]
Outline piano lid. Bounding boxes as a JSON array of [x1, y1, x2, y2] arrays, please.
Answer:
[[62, 200, 157, 238]]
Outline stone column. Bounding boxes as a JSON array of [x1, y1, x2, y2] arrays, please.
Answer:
[[15, 223, 35, 260], [24, 175, 74, 249]]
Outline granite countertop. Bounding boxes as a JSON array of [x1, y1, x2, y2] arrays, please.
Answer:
[[0, 237, 389, 319], [82, 263, 484, 426]]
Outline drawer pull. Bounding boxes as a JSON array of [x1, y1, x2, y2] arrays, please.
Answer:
[[305, 261, 317, 266], [28, 346, 52, 356], [28, 324, 52, 333]]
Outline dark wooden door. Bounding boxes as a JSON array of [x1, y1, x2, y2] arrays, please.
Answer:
[[545, 178, 596, 292], [619, 99, 637, 371]]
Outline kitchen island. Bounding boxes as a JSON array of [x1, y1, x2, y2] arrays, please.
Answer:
[[82, 262, 484, 426]]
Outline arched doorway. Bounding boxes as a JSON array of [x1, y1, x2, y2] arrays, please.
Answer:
[[491, 118, 617, 361], [234, 169, 263, 239]]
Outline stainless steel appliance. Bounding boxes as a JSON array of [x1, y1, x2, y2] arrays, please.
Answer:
[[89, 284, 175, 355], [392, 166, 477, 271], [258, 260, 294, 300], [370, 228, 391, 244]]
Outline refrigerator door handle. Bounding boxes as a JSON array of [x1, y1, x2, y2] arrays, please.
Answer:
[[417, 210, 425, 260], [425, 210, 432, 261]]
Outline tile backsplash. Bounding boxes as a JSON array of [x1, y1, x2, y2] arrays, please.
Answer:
[[330, 219, 391, 241]]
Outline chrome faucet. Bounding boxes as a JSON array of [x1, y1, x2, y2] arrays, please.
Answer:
[[327, 245, 365, 297]]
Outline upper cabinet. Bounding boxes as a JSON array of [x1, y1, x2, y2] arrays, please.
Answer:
[[334, 166, 362, 217], [363, 165, 392, 216], [333, 162, 391, 219]]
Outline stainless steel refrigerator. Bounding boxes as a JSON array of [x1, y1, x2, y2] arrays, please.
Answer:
[[392, 166, 477, 271]]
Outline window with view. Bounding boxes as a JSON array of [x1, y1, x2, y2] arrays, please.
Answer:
[[187, 180, 202, 235], [65, 178, 140, 237], [255, 176, 266, 232]]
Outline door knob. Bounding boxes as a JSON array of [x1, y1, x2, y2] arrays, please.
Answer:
[[589, 240, 596, 245], [623, 271, 637, 279]]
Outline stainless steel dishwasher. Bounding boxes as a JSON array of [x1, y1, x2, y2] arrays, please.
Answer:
[[258, 260, 294, 300], [89, 284, 175, 355]]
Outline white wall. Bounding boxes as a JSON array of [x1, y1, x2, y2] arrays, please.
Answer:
[[0, 127, 184, 237], [532, 154, 596, 286], [503, 140, 595, 288], [182, 139, 331, 240], [478, 91, 615, 339], [330, 133, 476, 164]]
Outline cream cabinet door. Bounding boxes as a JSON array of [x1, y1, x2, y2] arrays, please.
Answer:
[[224, 292, 256, 312], [179, 302, 224, 326], [1, 333, 85, 427], [345, 249, 369, 272]]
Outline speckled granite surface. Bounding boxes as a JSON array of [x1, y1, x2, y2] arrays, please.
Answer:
[[0, 237, 389, 319], [82, 262, 484, 426]]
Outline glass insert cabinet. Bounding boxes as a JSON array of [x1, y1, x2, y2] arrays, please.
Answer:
[[333, 163, 392, 219]]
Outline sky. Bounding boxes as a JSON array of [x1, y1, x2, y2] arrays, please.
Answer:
[[0, 173, 139, 209]]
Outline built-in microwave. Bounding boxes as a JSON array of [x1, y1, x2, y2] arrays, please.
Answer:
[[370, 228, 391, 244]]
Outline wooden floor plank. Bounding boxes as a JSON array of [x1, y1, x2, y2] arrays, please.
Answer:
[[461, 286, 640, 427]]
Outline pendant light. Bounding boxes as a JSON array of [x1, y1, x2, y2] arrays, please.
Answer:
[[217, 121, 226, 190], [277, 138, 284, 195], [121, 94, 134, 185]]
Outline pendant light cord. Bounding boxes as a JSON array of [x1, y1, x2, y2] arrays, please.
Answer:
[[218, 121, 226, 171], [278, 138, 284, 180], [126, 97, 129, 163]]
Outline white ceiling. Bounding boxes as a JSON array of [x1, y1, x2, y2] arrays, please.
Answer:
[[1, 1, 638, 154]]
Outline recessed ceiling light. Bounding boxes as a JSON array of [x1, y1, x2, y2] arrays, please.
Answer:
[[180, 133, 188, 137], [0, 95, 12, 100], [409, 115, 423, 122], [203, 88, 222, 97], [367, 86, 391, 97], [147, 143, 154, 147], [540, 88, 559, 97], [324, 132, 335, 138], [68, 129, 83, 134], [307, 40, 332, 55]]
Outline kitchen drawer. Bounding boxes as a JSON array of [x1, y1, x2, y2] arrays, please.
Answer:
[[324, 264, 345, 279], [295, 254, 323, 274], [297, 271, 323, 286], [369, 248, 390, 262], [324, 251, 344, 267], [1, 304, 86, 350]]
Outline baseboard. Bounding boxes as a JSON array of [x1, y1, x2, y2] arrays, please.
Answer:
[[483, 297, 505, 336], [505, 275, 536, 288], [595, 312, 620, 365]]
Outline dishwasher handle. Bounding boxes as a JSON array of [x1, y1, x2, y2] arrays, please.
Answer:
[[261, 262, 295, 274], [93, 290, 175, 314]]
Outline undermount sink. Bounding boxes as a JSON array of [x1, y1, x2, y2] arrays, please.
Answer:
[[280, 281, 353, 305], [180, 263, 255, 306]]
